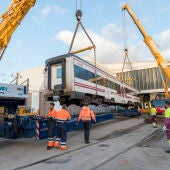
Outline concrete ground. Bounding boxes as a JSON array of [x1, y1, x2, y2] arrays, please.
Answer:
[[0, 118, 169, 170]]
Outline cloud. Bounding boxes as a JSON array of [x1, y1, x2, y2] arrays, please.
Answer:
[[0, 73, 6, 77], [55, 30, 73, 44], [32, 5, 68, 25], [55, 29, 123, 63], [55, 21, 149, 62], [55, 22, 170, 64], [154, 29, 170, 59], [101, 23, 120, 41], [54, 5, 69, 15], [41, 5, 52, 16], [156, 29, 170, 44], [32, 5, 52, 26]]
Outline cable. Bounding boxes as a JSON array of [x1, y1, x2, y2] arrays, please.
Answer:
[[121, 10, 138, 93], [80, 0, 82, 10], [122, 11, 128, 50], [76, 0, 82, 11], [76, 0, 77, 11]]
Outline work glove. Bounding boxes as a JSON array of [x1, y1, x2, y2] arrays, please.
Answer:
[[162, 125, 167, 132]]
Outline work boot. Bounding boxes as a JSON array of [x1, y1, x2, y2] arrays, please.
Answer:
[[61, 145, 67, 151], [152, 123, 156, 128], [46, 146, 53, 150], [54, 142, 60, 149], [85, 141, 90, 144], [165, 150, 170, 153]]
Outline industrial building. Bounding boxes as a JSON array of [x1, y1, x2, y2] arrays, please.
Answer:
[[0, 83, 28, 116], [114, 61, 170, 108], [17, 66, 48, 114]]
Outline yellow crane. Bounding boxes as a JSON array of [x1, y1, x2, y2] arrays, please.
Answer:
[[0, 0, 35, 60], [122, 3, 170, 98], [0, 0, 93, 61]]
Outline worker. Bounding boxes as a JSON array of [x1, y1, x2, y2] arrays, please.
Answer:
[[163, 101, 170, 153], [46, 103, 57, 150], [78, 104, 96, 144], [150, 104, 157, 128], [54, 104, 71, 151], [137, 106, 142, 115]]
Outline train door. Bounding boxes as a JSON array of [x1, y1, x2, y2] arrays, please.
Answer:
[[51, 64, 62, 89], [47, 58, 66, 92]]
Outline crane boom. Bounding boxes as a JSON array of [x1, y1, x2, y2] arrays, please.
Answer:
[[0, 0, 35, 60], [122, 4, 170, 83]]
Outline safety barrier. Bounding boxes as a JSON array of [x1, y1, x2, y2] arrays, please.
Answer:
[[0, 113, 115, 139], [36, 121, 39, 140], [37, 112, 115, 140], [37, 119, 48, 140], [21, 117, 36, 138], [118, 109, 141, 117]]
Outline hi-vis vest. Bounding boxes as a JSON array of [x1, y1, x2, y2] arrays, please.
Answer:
[[150, 107, 157, 116], [165, 108, 170, 118], [78, 107, 95, 121], [55, 109, 71, 121], [48, 109, 57, 117]]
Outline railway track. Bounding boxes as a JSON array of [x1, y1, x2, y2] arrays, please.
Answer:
[[14, 119, 147, 170], [92, 129, 162, 170]]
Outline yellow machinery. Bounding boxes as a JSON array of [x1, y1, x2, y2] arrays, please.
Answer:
[[122, 4, 170, 99], [0, 106, 5, 119], [16, 106, 34, 116], [0, 0, 35, 60]]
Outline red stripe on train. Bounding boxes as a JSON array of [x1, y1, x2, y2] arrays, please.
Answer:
[[75, 82, 105, 92]]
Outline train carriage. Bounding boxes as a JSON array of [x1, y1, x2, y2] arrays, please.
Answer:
[[44, 53, 140, 106]]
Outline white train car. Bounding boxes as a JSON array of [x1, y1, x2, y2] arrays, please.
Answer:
[[44, 54, 140, 106]]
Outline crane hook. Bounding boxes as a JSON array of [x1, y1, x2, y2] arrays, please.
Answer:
[[76, 9, 82, 21]]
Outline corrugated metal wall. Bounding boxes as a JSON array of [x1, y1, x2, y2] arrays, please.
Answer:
[[116, 66, 169, 91]]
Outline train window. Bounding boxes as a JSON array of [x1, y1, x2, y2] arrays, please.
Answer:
[[102, 78, 108, 87], [94, 75, 109, 87], [95, 76, 106, 86], [56, 67, 62, 78], [125, 88, 133, 94], [116, 84, 121, 94], [108, 80, 116, 90], [74, 65, 122, 92], [74, 65, 94, 81]]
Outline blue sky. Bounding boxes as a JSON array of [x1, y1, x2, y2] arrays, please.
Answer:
[[0, 0, 170, 82]]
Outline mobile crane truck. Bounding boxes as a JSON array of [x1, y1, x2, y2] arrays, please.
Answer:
[[122, 4, 170, 117]]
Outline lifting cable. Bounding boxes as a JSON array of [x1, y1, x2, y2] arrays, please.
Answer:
[[122, 11, 128, 50], [121, 12, 136, 79], [121, 10, 138, 95], [76, 0, 82, 11], [69, 0, 98, 94]]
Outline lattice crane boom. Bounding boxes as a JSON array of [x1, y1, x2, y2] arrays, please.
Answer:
[[0, 0, 35, 60]]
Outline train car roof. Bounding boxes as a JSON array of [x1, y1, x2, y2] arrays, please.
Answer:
[[45, 53, 76, 65]]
